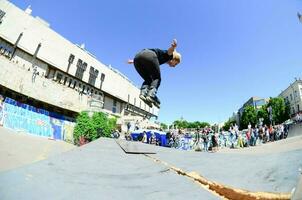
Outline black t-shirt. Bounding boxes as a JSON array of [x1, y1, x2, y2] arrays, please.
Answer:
[[149, 48, 173, 65]]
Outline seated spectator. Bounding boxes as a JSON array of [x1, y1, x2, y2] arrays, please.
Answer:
[[142, 131, 147, 143], [149, 132, 156, 145]]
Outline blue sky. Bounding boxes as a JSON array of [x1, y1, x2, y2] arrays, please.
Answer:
[[10, 0, 302, 125]]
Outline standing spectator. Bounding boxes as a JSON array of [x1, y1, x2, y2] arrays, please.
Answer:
[[149, 132, 156, 145], [246, 129, 251, 147], [202, 132, 209, 152], [269, 125, 274, 142], [280, 124, 285, 139], [237, 132, 244, 148], [253, 127, 259, 146], [32, 66, 38, 82], [135, 120, 139, 130], [250, 128, 255, 146], [229, 127, 235, 149], [265, 126, 270, 143], [211, 132, 218, 152], [142, 131, 147, 143]]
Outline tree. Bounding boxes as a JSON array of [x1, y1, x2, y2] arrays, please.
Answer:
[[222, 118, 236, 131], [173, 120, 189, 129], [199, 122, 210, 128], [172, 119, 210, 129], [240, 105, 257, 129], [160, 123, 168, 130], [73, 112, 117, 145], [256, 105, 269, 126], [267, 97, 290, 124]]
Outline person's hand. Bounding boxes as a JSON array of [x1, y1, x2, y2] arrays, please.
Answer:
[[171, 39, 177, 48], [127, 59, 134, 64]]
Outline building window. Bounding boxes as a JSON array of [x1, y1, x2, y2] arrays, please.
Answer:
[[63, 77, 68, 85], [298, 104, 300, 112], [295, 90, 298, 97], [286, 96, 289, 103], [75, 59, 87, 80], [68, 54, 75, 64], [82, 85, 86, 94], [292, 107, 295, 114], [56, 73, 63, 82], [290, 94, 293, 101], [0, 9, 6, 23], [112, 99, 117, 113], [68, 78, 73, 87], [72, 80, 77, 89], [78, 83, 82, 92], [88, 67, 98, 86]]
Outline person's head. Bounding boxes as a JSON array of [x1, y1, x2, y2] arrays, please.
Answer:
[[168, 51, 181, 67]]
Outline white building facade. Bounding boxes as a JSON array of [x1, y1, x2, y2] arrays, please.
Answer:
[[279, 79, 302, 117], [0, 0, 159, 131]]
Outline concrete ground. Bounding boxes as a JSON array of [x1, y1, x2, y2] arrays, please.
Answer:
[[0, 126, 75, 172], [0, 127, 301, 199]]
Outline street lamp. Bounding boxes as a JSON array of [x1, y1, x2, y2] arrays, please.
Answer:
[[267, 106, 273, 125], [259, 117, 263, 127], [298, 12, 302, 23]]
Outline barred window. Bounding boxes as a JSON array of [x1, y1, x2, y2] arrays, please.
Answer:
[[0, 9, 6, 22], [75, 59, 87, 80], [112, 99, 117, 113], [88, 67, 99, 86]]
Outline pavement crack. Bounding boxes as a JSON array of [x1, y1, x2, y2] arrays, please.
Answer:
[[144, 154, 291, 200]]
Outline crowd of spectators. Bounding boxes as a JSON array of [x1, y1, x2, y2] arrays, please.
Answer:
[[165, 123, 290, 152]]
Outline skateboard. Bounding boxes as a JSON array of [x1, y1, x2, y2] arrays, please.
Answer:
[[140, 95, 153, 108], [139, 96, 160, 108]]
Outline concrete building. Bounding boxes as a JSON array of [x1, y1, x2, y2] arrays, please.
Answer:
[[238, 97, 269, 114], [231, 97, 269, 128], [0, 0, 159, 137], [279, 78, 302, 117]]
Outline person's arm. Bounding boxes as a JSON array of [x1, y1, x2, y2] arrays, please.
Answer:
[[127, 59, 134, 64], [167, 39, 177, 55]]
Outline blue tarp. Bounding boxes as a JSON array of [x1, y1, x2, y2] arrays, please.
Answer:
[[131, 129, 167, 147]]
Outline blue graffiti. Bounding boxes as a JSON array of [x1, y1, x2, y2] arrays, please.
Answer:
[[2, 97, 75, 140]]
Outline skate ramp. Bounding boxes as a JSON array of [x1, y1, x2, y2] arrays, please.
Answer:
[[288, 123, 302, 138], [0, 137, 301, 200], [0, 138, 220, 200], [291, 173, 302, 200], [115, 139, 156, 154]]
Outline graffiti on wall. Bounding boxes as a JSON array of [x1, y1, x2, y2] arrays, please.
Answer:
[[1, 97, 75, 142], [0, 95, 4, 126]]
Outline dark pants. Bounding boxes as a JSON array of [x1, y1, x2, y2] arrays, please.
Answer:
[[134, 49, 161, 89]]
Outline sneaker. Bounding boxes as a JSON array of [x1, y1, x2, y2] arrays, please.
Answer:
[[139, 86, 149, 101], [146, 87, 160, 108]]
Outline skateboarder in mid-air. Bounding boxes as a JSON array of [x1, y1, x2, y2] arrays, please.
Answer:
[[128, 39, 181, 107]]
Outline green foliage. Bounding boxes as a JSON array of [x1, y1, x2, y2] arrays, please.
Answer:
[[173, 120, 189, 129], [172, 120, 210, 129], [73, 112, 117, 145], [240, 105, 257, 129], [222, 118, 237, 131], [239, 97, 290, 129], [160, 123, 168, 130], [267, 97, 290, 124], [256, 106, 270, 126], [198, 122, 211, 128]]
